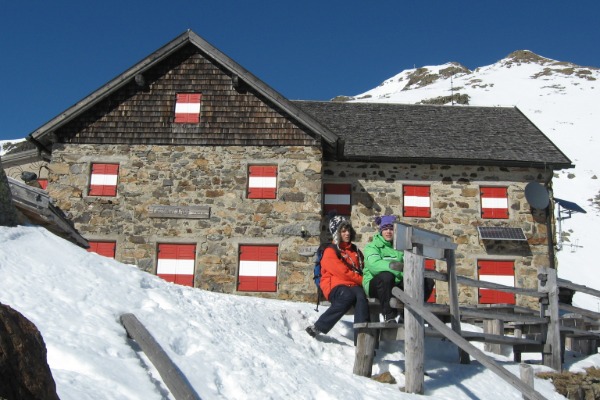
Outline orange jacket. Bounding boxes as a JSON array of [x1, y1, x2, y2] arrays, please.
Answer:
[[319, 242, 364, 300]]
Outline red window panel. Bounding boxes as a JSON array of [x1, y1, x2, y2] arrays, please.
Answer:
[[323, 183, 351, 216], [238, 245, 278, 292], [425, 259, 436, 303], [37, 179, 48, 189], [89, 163, 119, 197], [478, 260, 515, 304], [248, 165, 277, 199], [174, 93, 202, 123], [87, 241, 116, 258], [480, 187, 509, 219], [157, 244, 196, 287], [403, 185, 431, 218]]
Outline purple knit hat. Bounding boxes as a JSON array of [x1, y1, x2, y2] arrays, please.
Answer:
[[375, 215, 396, 232]]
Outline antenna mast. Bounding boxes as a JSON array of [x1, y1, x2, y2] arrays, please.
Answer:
[[451, 75, 454, 105]]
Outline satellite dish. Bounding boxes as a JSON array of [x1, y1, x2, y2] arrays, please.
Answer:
[[525, 181, 550, 209]]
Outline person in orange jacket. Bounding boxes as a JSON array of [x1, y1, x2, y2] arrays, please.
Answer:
[[306, 216, 369, 337]]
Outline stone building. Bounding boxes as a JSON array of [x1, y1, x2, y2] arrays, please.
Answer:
[[2, 30, 573, 307]]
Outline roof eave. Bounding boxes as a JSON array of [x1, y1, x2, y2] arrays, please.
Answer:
[[336, 155, 574, 170], [29, 30, 339, 150]]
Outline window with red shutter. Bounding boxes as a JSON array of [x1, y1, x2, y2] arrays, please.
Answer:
[[238, 245, 278, 292], [89, 163, 119, 197], [478, 260, 515, 304], [480, 187, 509, 219], [403, 185, 431, 218], [323, 183, 351, 216], [156, 244, 196, 287], [174, 93, 202, 123], [247, 165, 277, 199], [87, 241, 116, 258]]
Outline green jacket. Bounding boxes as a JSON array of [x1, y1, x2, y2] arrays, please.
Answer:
[[362, 233, 404, 297]]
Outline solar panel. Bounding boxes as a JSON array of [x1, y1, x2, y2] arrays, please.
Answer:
[[477, 227, 527, 241]]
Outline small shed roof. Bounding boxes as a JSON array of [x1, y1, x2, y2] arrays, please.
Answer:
[[7, 177, 88, 248], [293, 101, 573, 169]]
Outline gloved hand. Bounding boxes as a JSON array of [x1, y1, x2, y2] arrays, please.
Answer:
[[389, 262, 404, 272]]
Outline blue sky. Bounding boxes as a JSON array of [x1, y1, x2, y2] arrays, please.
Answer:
[[1, 0, 599, 141]]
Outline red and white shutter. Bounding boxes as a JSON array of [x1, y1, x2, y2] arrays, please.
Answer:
[[323, 183, 351, 216], [238, 245, 278, 292], [89, 163, 119, 196], [87, 241, 116, 258], [248, 166, 277, 199], [403, 185, 431, 217], [480, 187, 509, 219], [478, 260, 515, 304], [157, 244, 195, 287], [174, 93, 202, 123], [425, 259, 436, 303]]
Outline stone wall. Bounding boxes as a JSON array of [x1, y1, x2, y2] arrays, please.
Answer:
[[49, 143, 324, 302], [48, 143, 555, 308], [323, 161, 554, 309]]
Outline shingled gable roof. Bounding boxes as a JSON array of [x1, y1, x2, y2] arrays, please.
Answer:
[[26, 30, 340, 153], [293, 101, 573, 170]]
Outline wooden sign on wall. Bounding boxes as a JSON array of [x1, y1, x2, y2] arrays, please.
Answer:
[[147, 205, 210, 219]]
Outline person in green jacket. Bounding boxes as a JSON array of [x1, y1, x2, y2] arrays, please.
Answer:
[[363, 215, 434, 323]]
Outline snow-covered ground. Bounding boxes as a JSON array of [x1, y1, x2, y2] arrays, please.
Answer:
[[2, 225, 597, 399]]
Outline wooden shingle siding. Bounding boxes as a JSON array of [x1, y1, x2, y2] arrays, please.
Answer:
[[56, 44, 318, 146]]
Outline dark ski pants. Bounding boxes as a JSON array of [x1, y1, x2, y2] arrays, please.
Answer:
[[314, 285, 369, 334], [369, 271, 435, 319]]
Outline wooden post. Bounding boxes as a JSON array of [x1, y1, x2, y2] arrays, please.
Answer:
[[353, 328, 377, 377], [484, 319, 504, 354], [120, 313, 201, 400], [539, 267, 562, 371], [391, 287, 547, 400], [520, 364, 534, 400], [445, 249, 470, 364], [404, 247, 425, 394]]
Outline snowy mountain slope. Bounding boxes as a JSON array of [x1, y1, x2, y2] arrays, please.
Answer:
[[343, 50, 600, 311]]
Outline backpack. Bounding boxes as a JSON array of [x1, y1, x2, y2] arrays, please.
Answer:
[[313, 243, 364, 312], [313, 244, 328, 311]]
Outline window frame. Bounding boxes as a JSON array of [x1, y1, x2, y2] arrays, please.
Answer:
[[403, 184, 431, 218], [174, 93, 202, 124], [237, 244, 278, 292], [247, 165, 278, 199], [477, 259, 515, 304], [480, 186, 509, 219], [323, 183, 352, 216], [87, 241, 116, 258], [88, 163, 119, 197], [156, 243, 196, 287]]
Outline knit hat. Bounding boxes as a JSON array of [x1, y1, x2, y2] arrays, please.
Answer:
[[375, 215, 397, 232], [328, 216, 355, 245]]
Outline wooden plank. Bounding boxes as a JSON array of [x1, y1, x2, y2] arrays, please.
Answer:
[[558, 278, 600, 298], [391, 287, 547, 400], [120, 313, 201, 400], [404, 249, 425, 394], [457, 275, 544, 297], [559, 303, 600, 321]]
